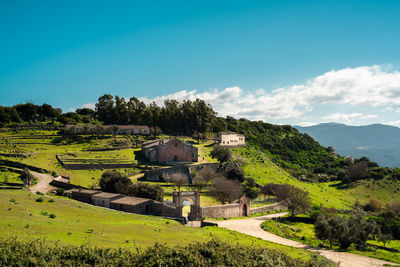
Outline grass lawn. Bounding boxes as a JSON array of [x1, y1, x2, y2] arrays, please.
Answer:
[[0, 189, 324, 261], [260, 216, 400, 264], [0, 170, 22, 184]]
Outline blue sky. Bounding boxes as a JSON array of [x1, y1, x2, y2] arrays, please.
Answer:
[[1, 0, 400, 126]]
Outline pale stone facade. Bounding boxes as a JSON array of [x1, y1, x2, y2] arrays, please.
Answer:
[[215, 132, 245, 147]]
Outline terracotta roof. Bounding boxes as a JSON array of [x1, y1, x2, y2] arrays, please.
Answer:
[[110, 196, 153, 205], [92, 192, 123, 199]]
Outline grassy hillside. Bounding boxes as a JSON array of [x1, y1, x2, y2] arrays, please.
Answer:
[[0, 130, 215, 188], [233, 146, 400, 209], [0, 189, 323, 261]]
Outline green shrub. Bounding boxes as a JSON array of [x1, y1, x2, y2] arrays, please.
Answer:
[[36, 197, 44, 202], [0, 238, 331, 266], [48, 199, 55, 203], [49, 214, 56, 219], [56, 188, 64, 196]]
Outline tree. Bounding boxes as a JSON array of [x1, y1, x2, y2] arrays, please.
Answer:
[[219, 162, 245, 182], [210, 145, 232, 163], [261, 183, 277, 200], [276, 185, 311, 217], [99, 171, 132, 194], [20, 168, 34, 185], [193, 166, 215, 192], [315, 211, 342, 249], [128, 182, 163, 202], [165, 172, 188, 191], [315, 209, 379, 249], [210, 177, 243, 204], [342, 161, 368, 184]]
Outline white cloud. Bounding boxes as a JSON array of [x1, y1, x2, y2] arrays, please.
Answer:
[[79, 65, 400, 125], [139, 65, 400, 122], [321, 113, 378, 124], [80, 102, 96, 110], [383, 120, 400, 127], [296, 122, 318, 127]]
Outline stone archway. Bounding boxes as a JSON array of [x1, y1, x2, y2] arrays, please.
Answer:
[[173, 191, 201, 221]]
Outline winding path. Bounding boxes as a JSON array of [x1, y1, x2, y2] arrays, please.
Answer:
[[29, 171, 56, 194], [215, 213, 396, 267]]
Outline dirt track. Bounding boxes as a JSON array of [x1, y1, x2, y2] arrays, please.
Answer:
[[215, 213, 397, 267], [29, 171, 56, 194]]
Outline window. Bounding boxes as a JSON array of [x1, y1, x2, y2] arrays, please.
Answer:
[[174, 155, 178, 161], [174, 143, 178, 148]]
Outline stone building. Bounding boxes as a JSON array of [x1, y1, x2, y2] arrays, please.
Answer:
[[110, 196, 154, 214], [215, 132, 245, 147], [65, 188, 101, 204], [65, 124, 150, 135], [92, 192, 124, 208], [141, 138, 198, 165]]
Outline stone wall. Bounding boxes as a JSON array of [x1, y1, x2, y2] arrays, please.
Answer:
[[142, 163, 220, 182], [56, 154, 134, 170], [249, 201, 287, 215], [200, 203, 240, 218]]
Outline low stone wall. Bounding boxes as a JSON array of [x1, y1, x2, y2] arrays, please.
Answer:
[[0, 159, 49, 173], [249, 201, 287, 215], [201, 203, 240, 218], [142, 163, 220, 182], [56, 154, 134, 170]]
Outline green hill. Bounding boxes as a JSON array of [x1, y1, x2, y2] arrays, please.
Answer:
[[0, 189, 321, 262], [233, 146, 400, 209]]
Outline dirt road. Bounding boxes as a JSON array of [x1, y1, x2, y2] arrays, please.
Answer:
[[29, 171, 56, 194], [215, 213, 396, 267]]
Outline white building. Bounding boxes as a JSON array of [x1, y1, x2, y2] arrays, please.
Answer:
[[215, 132, 245, 147]]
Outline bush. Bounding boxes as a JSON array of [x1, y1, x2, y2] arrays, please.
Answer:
[[210, 145, 232, 163], [49, 213, 56, 219], [127, 182, 163, 202], [0, 238, 330, 266], [36, 197, 44, 203], [55, 188, 64, 196], [99, 170, 132, 194]]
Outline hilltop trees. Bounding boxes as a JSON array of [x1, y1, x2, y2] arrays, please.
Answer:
[[94, 94, 216, 135]]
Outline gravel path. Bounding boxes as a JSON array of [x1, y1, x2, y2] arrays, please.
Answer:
[[215, 213, 396, 267], [29, 171, 56, 194]]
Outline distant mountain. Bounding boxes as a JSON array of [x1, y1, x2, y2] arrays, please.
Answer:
[[295, 123, 400, 168]]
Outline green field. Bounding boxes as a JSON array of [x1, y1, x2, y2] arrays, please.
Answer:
[[0, 169, 22, 184], [0, 131, 217, 187], [0, 189, 325, 261]]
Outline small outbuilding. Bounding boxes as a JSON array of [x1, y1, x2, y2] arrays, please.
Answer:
[[92, 192, 124, 208], [66, 188, 101, 204], [110, 196, 154, 214]]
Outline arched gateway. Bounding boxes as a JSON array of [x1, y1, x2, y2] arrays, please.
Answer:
[[172, 191, 201, 221]]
